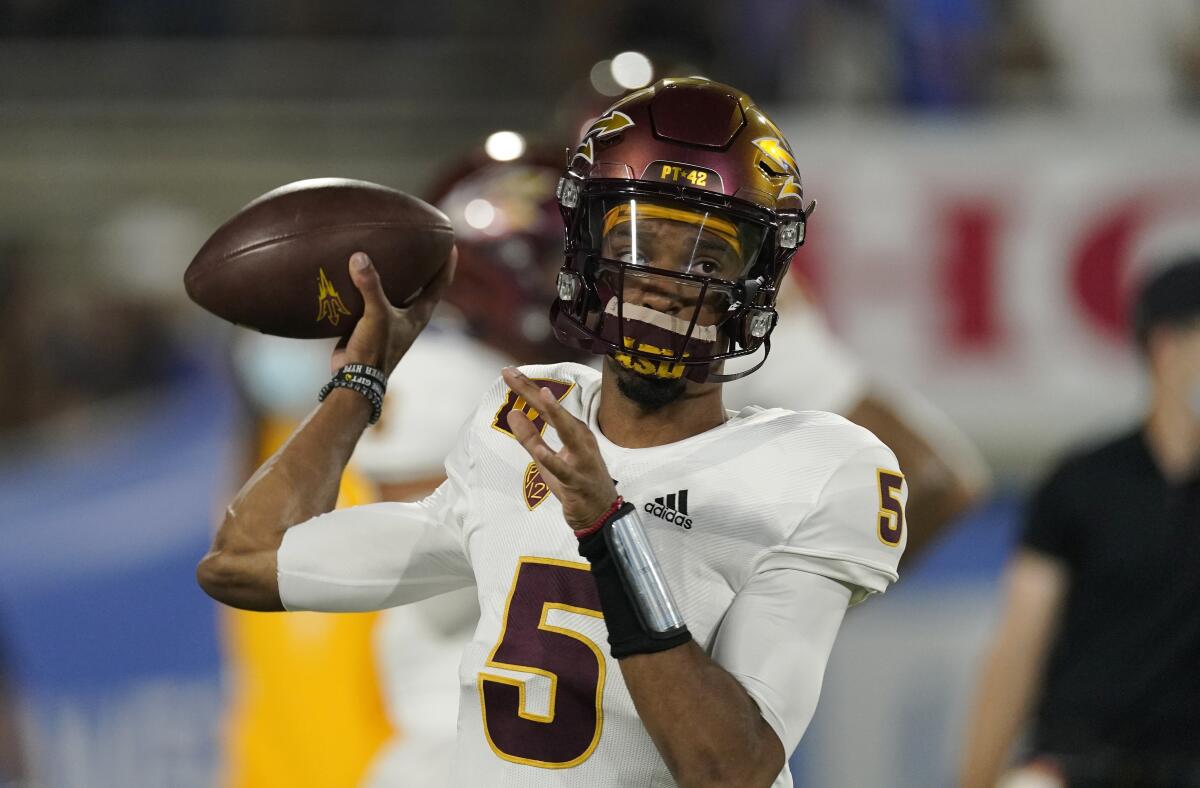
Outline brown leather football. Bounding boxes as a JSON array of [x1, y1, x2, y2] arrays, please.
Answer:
[[184, 178, 454, 338]]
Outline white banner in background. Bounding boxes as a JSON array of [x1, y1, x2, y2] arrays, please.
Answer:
[[775, 115, 1200, 474]]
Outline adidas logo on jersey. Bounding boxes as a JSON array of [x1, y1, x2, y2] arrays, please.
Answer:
[[644, 490, 692, 529]]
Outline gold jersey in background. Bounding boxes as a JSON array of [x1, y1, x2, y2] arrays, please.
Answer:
[[217, 417, 392, 788]]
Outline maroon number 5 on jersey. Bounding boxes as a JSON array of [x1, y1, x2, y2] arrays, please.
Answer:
[[478, 558, 606, 768]]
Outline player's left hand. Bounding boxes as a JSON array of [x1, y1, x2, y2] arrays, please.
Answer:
[[502, 367, 619, 532]]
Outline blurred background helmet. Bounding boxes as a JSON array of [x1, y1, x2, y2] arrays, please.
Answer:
[[427, 149, 583, 364]]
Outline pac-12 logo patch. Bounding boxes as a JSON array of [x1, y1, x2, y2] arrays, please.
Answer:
[[523, 461, 551, 511]]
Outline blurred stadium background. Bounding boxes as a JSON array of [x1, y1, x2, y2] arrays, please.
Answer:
[[1, 1, 1198, 786]]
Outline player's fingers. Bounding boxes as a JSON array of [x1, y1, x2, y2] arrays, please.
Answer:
[[500, 367, 542, 410], [504, 405, 542, 447], [505, 410, 579, 482], [501, 367, 573, 435], [534, 384, 593, 448], [348, 252, 390, 315], [502, 371, 593, 457], [531, 444, 576, 487]]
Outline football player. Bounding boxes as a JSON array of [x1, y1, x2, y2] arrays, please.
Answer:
[[198, 78, 907, 787], [365, 146, 982, 784]]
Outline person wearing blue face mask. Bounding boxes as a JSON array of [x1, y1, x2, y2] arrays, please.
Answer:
[[960, 255, 1200, 788]]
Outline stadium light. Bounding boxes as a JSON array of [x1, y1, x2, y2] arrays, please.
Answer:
[[485, 131, 526, 162], [463, 198, 496, 230], [589, 59, 623, 96], [611, 51, 653, 90]]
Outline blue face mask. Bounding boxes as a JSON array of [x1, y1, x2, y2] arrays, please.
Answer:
[[234, 335, 333, 418]]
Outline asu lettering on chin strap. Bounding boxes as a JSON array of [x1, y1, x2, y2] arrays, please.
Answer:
[[606, 302, 720, 380]]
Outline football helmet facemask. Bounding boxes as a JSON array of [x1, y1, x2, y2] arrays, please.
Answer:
[[551, 77, 815, 383]]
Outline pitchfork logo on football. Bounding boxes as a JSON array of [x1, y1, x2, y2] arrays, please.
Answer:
[[316, 267, 351, 326], [644, 490, 692, 529]]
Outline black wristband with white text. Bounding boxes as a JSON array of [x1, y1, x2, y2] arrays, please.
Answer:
[[318, 364, 387, 424]]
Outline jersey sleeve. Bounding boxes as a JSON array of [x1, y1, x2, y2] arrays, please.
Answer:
[[711, 568, 852, 758], [757, 441, 907, 605], [277, 416, 476, 613]]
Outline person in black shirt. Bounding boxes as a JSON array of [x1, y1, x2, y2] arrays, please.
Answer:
[[960, 254, 1200, 788]]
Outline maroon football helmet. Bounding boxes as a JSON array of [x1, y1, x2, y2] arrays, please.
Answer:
[[551, 77, 815, 383], [428, 150, 583, 364]]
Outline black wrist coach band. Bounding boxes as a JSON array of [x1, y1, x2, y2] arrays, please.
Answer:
[[577, 504, 693, 659], [318, 364, 387, 424]]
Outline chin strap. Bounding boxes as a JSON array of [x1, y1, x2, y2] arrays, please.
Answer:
[[684, 335, 771, 384]]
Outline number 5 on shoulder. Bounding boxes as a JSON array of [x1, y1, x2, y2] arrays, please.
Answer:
[[876, 469, 905, 547]]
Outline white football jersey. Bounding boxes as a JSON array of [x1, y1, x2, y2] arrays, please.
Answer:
[[279, 361, 906, 787]]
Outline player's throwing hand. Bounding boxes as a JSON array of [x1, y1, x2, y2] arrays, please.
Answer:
[[332, 248, 458, 375], [502, 366, 619, 533]]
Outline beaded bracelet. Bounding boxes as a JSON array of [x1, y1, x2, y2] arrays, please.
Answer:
[[318, 363, 387, 424]]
